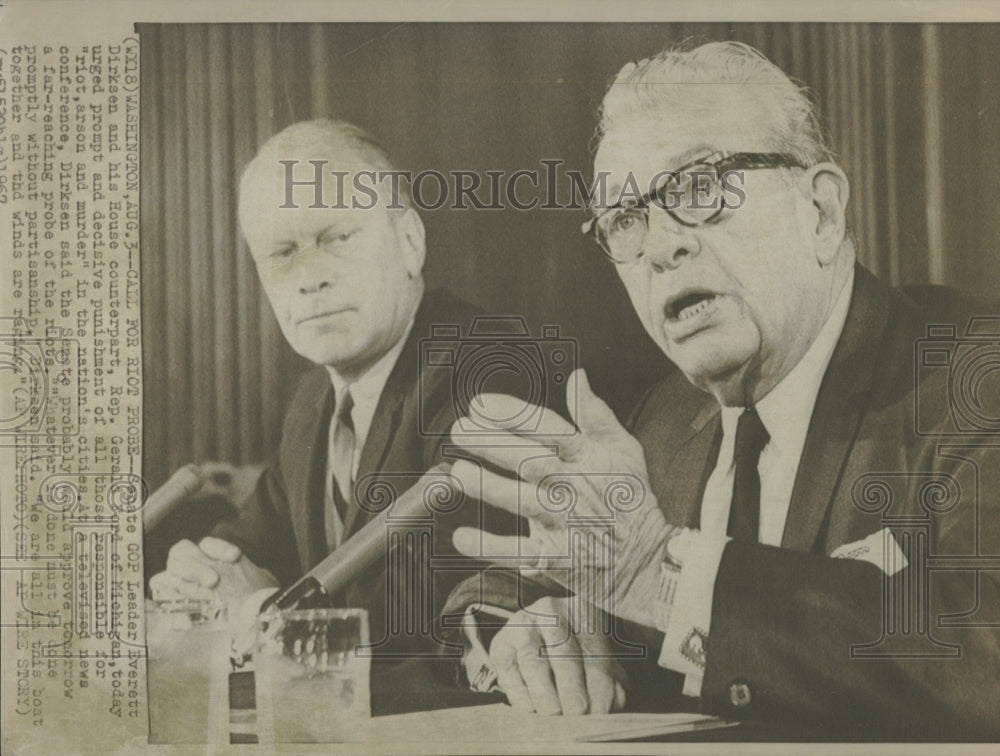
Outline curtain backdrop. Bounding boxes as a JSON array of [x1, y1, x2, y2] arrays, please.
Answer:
[[139, 23, 1000, 490]]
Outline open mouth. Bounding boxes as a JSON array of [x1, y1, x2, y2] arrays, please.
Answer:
[[666, 291, 719, 322]]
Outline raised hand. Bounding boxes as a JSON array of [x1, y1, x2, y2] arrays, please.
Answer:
[[450, 369, 677, 629]]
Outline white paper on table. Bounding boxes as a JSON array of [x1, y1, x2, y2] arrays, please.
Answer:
[[354, 703, 736, 744]]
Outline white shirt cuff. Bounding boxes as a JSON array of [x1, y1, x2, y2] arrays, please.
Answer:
[[656, 530, 729, 697]]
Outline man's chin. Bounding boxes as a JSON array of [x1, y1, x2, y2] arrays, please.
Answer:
[[290, 340, 359, 369], [666, 337, 755, 397]]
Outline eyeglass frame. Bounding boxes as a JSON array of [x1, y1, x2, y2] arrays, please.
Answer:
[[581, 151, 807, 263]]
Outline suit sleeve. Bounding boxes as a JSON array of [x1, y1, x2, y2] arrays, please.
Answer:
[[694, 411, 1000, 738], [418, 384, 528, 653], [700, 533, 1000, 739], [424, 361, 561, 676], [206, 369, 327, 587], [209, 461, 301, 587]]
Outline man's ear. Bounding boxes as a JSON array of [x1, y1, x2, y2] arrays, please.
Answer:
[[797, 162, 850, 265], [396, 207, 427, 278]]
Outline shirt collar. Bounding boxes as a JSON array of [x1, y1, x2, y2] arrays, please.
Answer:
[[721, 273, 855, 454], [325, 318, 415, 419]]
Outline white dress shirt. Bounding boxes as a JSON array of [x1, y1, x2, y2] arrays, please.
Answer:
[[323, 320, 414, 548], [658, 274, 854, 695]]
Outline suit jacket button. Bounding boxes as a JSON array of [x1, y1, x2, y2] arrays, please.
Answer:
[[729, 681, 752, 708]]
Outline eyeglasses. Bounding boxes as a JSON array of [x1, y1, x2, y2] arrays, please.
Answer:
[[581, 151, 805, 264]]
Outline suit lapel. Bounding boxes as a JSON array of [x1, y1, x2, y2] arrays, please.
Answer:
[[669, 411, 723, 529], [341, 295, 433, 537], [641, 383, 722, 529], [781, 266, 890, 552], [344, 388, 407, 536]]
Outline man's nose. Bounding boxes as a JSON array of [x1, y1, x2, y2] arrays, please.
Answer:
[[641, 211, 702, 273], [291, 246, 334, 295]]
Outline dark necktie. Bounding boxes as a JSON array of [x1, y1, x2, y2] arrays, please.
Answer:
[[727, 406, 769, 542]]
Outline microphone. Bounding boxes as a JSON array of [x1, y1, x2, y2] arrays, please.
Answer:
[[261, 462, 456, 613], [141, 463, 207, 531]]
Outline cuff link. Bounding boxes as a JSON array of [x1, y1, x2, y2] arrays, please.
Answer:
[[729, 680, 752, 708]]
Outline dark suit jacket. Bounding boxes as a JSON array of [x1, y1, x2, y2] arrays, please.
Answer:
[[212, 289, 501, 660], [442, 266, 1000, 738], [630, 265, 1000, 738]]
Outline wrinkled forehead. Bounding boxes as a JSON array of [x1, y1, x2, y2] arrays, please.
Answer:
[[593, 84, 776, 199]]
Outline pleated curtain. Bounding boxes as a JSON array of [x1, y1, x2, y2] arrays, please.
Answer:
[[139, 23, 1000, 489]]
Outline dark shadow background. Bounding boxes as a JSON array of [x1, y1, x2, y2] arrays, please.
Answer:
[[139, 22, 1000, 492]]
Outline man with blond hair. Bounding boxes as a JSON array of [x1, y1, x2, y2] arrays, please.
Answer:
[[151, 119, 493, 665]]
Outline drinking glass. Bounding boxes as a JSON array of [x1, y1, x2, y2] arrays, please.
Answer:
[[253, 607, 371, 742]]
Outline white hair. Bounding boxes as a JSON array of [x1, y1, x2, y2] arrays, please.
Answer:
[[596, 41, 833, 167], [240, 118, 411, 209]]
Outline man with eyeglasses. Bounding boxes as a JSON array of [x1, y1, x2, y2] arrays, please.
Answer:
[[149, 119, 500, 667], [445, 42, 1000, 737]]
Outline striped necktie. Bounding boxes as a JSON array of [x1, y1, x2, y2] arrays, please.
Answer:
[[325, 389, 355, 549]]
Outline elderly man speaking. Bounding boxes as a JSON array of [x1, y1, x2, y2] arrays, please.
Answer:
[[448, 42, 1000, 738]]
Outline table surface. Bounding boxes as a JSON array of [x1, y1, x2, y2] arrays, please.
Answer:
[[145, 607, 812, 745]]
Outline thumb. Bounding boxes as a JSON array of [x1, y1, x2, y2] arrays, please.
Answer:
[[567, 368, 621, 436], [199, 536, 243, 562]]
